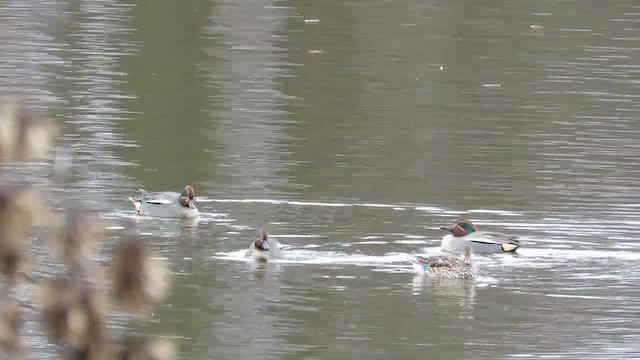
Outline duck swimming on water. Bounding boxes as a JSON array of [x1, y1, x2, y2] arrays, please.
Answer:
[[128, 185, 198, 218], [411, 247, 476, 279], [244, 229, 281, 262], [440, 217, 520, 254]]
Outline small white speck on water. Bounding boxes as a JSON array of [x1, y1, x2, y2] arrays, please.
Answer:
[[305, 19, 320, 24], [482, 83, 501, 87]]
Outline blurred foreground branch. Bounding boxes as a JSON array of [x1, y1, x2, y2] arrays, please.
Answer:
[[0, 96, 175, 360]]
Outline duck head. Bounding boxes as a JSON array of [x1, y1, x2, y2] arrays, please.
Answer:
[[178, 185, 196, 209], [440, 218, 477, 237], [254, 229, 270, 251]]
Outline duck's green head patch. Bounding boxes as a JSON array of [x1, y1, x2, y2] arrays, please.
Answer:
[[452, 218, 477, 237], [458, 222, 475, 234]]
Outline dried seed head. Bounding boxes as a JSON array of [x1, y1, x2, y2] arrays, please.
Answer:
[[0, 96, 57, 161], [0, 295, 24, 357], [0, 184, 51, 229], [40, 276, 105, 350], [0, 184, 52, 277], [109, 239, 172, 312], [62, 338, 117, 360], [119, 336, 176, 360], [55, 209, 103, 268], [0, 97, 20, 160], [143, 256, 172, 305], [0, 184, 46, 277]]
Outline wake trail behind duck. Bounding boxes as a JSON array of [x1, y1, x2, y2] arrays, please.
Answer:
[[213, 247, 414, 266]]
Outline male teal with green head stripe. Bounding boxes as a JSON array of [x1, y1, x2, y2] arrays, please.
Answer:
[[128, 185, 198, 218], [439, 217, 521, 254]]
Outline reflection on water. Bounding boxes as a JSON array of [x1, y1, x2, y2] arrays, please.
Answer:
[[412, 276, 478, 311], [2, 0, 640, 358]]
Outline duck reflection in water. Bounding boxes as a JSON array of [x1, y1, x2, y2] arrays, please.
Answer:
[[411, 275, 477, 311]]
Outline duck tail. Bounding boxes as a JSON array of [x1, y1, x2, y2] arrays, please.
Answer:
[[411, 256, 426, 265], [128, 197, 142, 212], [501, 243, 520, 252]]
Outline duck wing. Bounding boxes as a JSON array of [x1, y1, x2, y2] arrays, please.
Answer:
[[244, 244, 254, 258], [142, 191, 180, 205], [414, 255, 458, 267], [466, 231, 520, 245], [269, 238, 282, 258]]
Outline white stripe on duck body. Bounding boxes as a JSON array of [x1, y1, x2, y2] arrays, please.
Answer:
[[128, 185, 199, 218], [244, 229, 281, 262], [440, 217, 520, 254], [411, 247, 476, 279]]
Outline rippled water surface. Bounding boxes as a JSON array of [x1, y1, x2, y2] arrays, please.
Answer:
[[2, 0, 640, 359]]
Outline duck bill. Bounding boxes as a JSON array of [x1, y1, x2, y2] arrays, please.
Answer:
[[188, 200, 196, 209], [260, 241, 270, 251], [439, 225, 454, 233]]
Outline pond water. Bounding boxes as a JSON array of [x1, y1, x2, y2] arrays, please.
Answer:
[[1, 0, 640, 359]]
